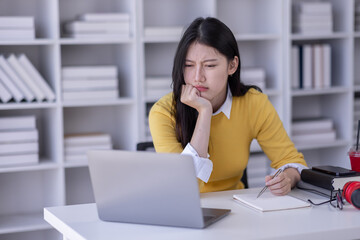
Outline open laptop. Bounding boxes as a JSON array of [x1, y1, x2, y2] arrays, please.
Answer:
[[87, 150, 230, 228]]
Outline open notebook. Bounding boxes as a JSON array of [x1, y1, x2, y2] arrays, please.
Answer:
[[233, 192, 311, 212]]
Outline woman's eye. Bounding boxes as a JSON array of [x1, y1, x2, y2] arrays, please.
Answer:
[[185, 64, 193, 67], [206, 65, 216, 68]]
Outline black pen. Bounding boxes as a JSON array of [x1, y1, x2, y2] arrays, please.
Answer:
[[256, 168, 283, 198]]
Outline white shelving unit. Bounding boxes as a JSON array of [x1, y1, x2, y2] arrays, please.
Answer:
[[0, 0, 358, 238]]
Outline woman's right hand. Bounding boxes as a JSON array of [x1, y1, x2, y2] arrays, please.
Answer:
[[180, 84, 212, 113]]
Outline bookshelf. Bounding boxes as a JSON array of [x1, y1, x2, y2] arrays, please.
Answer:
[[0, 0, 358, 239]]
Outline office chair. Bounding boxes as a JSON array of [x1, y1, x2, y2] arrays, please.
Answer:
[[136, 141, 248, 189]]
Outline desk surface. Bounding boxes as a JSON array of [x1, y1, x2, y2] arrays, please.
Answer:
[[44, 188, 360, 240]]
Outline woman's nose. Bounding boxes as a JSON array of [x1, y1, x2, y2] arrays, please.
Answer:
[[194, 66, 205, 82]]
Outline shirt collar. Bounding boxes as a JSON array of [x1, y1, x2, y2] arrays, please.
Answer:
[[212, 86, 232, 119]]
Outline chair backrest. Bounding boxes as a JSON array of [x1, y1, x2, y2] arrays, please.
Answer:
[[135, 141, 248, 189]]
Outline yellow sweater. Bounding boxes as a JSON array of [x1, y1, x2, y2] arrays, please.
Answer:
[[149, 88, 307, 193]]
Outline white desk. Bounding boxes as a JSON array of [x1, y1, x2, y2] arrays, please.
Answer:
[[44, 188, 360, 240]]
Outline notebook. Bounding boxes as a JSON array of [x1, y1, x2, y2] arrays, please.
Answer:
[[233, 192, 311, 212], [87, 150, 230, 228]]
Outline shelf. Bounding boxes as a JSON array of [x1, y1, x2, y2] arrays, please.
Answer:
[[291, 87, 350, 97], [295, 139, 349, 151], [143, 36, 181, 43], [291, 32, 350, 40], [0, 160, 59, 174], [354, 32, 360, 38], [0, 39, 55, 46], [234, 33, 281, 41], [0, 212, 51, 234], [64, 160, 88, 168], [0, 102, 58, 110], [60, 37, 133, 45], [62, 98, 135, 107]]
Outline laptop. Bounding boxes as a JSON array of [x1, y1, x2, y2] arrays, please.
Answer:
[[87, 150, 230, 228]]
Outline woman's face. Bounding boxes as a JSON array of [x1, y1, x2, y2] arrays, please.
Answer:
[[183, 42, 238, 110]]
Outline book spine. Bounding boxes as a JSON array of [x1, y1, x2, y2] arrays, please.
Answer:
[[323, 44, 331, 88], [0, 17, 34, 28], [0, 153, 38, 166], [291, 46, 299, 89], [302, 45, 312, 89], [62, 66, 117, 79], [144, 26, 184, 37], [62, 89, 118, 101], [0, 79, 12, 102], [65, 21, 129, 33], [0, 115, 36, 130], [7, 54, 45, 101], [0, 130, 38, 143], [301, 169, 334, 190], [62, 79, 117, 91], [0, 29, 35, 39], [0, 67, 24, 102], [0, 55, 35, 102], [78, 13, 130, 22], [0, 142, 38, 155], [18, 54, 56, 101]]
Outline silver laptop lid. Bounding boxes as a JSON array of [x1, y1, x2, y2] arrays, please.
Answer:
[[87, 150, 205, 228]]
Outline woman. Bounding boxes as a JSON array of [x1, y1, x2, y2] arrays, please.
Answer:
[[149, 17, 307, 195]]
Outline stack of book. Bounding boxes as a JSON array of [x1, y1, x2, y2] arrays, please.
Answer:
[[0, 54, 56, 103], [145, 77, 172, 99], [0, 16, 35, 40], [64, 13, 130, 38], [291, 44, 331, 89], [61, 65, 119, 101], [241, 68, 266, 90], [0, 115, 39, 166], [64, 133, 113, 162], [292, 1, 333, 34], [355, 3, 360, 32], [144, 26, 184, 38], [247, 154, 268, 188], [291, 118, 336, 144]]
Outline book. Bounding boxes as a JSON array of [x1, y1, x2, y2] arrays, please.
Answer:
[[241, 68, 266, 80], [0, 67, 23, 102], [0, 55, 34, 102], [0, 78, 12, 102], [291, 46, 299, 89], [301, 169, 360, 191], [0, 130, 38, 144], [7, 54, 45, 101], [64, 154, 87, 162], [62, 66, 117, 79], [62, 89, 118, 101], [145, 77, 172, 89], [313, 44, 323, 89], [0, 16, 34, 28], [0, 142, 38, 155], [78, 13, 130, 22], [0, 153, 38, 166], [64, 133, 112, 146], [64, 21, 130, 34], [65, 33, 129, 39], [293, 14, 332, 25], [144, 26, 184, 37], [323, 44, 331, 88], [65, 144, 112, 155], [0, 29, 35, 40], [292, 130, 336, 143], [296, 180, 335, 198], [62, 78, 117, 91], [292, 118, 333, 135], [0, 115, 36, 130], [302, 45, 312, 89], [233, 192, 311, 212], [295, 2, 332, 14], [18, 54, 56, 102]]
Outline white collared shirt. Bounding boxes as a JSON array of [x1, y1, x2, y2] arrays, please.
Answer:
[[181, 87, 307, 183]]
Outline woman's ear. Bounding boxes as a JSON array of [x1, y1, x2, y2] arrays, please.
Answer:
[[228, 56, 239, 75]]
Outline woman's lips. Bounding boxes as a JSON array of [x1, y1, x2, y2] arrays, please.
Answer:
[[195, 86, 208, 92]]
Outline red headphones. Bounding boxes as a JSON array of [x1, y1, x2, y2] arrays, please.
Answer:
[[342, 181, 360, 209]]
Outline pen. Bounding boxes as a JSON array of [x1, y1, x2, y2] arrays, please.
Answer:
[[256, 168, 283, 199]]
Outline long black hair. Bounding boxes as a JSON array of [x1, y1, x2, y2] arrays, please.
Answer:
[[172, 17, 261, 148]]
